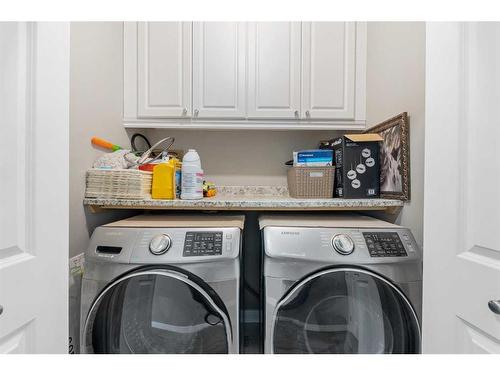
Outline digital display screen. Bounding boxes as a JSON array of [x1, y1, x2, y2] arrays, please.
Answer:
[[362, 232, 407, 257], [183, 231, 223, 257]]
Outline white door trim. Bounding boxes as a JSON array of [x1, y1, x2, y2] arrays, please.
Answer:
[[423, 21, 465, 353]]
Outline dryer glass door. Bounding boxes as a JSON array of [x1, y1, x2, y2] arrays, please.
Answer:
[[272, 268, 420, 354], [84, 268, 231, 353]]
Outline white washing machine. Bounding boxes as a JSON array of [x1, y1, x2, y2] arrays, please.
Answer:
[[261, 214, 422, 354], [80, 214, 243, 354]]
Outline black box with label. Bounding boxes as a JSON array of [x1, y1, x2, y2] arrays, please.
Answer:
[[327, 134, 383, 198]]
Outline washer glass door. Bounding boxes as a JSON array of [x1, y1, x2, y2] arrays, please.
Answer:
[[272, 268, 420, 354], [84, 268, 231, 354]]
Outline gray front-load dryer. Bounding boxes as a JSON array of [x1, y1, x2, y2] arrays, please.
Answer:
[[80, 214, 243, 354], [260, 214, 422, 354]]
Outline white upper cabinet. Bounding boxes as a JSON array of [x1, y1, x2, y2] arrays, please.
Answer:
[[123, 22, 367, 128], [136, 22, 192, 118], [302, 22, 366, 120], [193, 22, 246, 118], [247, 22, 301, 119]]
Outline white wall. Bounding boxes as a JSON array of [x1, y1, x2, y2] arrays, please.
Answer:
[[145, 128, 335, 187], [69, 22, 135, 259], [69, 22, 426, 258], [366, 22, 426, 247]]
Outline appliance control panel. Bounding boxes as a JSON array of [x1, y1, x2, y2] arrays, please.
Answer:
[[90, 227, 240, 264], [362, 232, 407, 257], [263, 225, 419, 263], [182, 231, 223, 257]]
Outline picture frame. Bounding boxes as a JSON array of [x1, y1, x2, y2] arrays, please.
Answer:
[[364, 112, 410, 201]]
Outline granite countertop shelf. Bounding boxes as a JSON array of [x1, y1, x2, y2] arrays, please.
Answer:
[[84, 186, 404, 214]]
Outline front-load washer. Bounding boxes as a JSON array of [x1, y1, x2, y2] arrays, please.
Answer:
[[80, 214, 244, 354], [260, 214, 422, 354]]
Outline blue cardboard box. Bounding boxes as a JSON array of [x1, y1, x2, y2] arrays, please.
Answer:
[[293, 149, 334, 166]]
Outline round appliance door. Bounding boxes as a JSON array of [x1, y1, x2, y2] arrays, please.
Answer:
[[272, 267, 420, 354], [83, 267, 232, 354]]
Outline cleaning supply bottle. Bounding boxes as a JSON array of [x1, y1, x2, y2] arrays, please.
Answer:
[[181, 149, 204, 200], [151, 160, 175, 200]]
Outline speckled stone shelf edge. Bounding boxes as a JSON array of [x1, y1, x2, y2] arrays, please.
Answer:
[[216, 185, 289, 197], [84, 185, 404, 212]]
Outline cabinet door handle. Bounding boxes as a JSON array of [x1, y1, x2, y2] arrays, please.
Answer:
[[306, 110, 311, 118], [294, 110, 299, 118], [194, 109, 199, 117], [488, 300, 500, 314], [0, 305, 3, 316], [182, 108, 187, 116]]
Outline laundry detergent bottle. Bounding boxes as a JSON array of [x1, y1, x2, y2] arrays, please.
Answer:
[[181, 149, 204, 200]]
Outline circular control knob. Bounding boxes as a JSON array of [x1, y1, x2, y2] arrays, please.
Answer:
[[149, 234, 172, 255], [332, 234, 355, 255]]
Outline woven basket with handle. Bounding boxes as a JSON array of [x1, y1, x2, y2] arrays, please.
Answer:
[[287, 166, 335, 198]]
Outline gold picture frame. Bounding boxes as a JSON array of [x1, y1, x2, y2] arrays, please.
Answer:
[[364, 112, 410, 201]]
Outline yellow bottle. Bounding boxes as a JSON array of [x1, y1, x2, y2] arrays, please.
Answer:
[[151, 161, 175, 199]]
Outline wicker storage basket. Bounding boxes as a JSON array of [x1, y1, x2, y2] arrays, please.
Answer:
[[287, 166, 335, 198], [85, 169, 153, 200]]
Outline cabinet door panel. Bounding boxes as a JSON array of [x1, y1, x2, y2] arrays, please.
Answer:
[[137, 22, 191, 118], [302, 22, 356, 120], [247, 22, 301, 119], [193, 22, 246, 118]]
